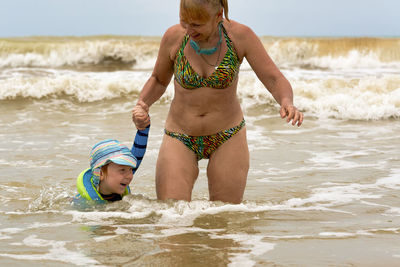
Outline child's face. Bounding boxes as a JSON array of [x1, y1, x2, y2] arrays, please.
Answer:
[[99, 162, 133, 195]]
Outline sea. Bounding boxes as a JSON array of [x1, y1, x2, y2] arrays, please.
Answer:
[[0, 35, 399, 266]]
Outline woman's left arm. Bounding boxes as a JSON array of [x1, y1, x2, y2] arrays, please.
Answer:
[[239, 25, 303, 126]]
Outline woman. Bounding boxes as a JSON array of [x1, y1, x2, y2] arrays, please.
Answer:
[[132, 0, 303, 204]]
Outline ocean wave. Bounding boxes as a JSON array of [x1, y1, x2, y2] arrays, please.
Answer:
[[0, 36, 160, 70], [0, 70, 155, 102], [264, 37, 400, 70], [293, 75, 400, 120], [238, 72, 400, 120], [1, 36, 399, 120], [1, 36, 399, 71], [1, 68, 399, 120]]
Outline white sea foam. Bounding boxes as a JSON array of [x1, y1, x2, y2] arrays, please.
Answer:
[[0, 68, 175, 102], [284, 169, 400, 212], [0, 159, 52, 168], [306, 50, 400, 70], [318, 232, 356, 238], [265, 38, 400, 71], [1, 64, 399, 120], [0, 69, 146, 101], [158, 227, 222, 237], [318, 230, 374, 238], [0, 228, 23, 240], [209, 233, 275, 267], [2, 36, 400, 70], [1, 37, 399, 120], [238, 71, 400, 120], [0, 38, 159, 69], [93, 236, 116, 242], [384, 207, 400, 216], [66, 197, 348, 231], [375, 169, 400, 190], [291, 75, 400, 120], [307, 150, 379, 169], [0, 235, 100, 266], [69, 209, 154, 223], [285, 183, 381, 209]]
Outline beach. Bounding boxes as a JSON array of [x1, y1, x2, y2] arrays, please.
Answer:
[[0, 35, 400, 266]]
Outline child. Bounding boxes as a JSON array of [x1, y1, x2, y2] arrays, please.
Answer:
[[73, 102, 150, 206]]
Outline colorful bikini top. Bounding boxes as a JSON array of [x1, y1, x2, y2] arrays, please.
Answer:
[[174, 24, 241, 89]]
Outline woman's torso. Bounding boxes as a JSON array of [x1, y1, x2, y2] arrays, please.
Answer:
[[166, 21, 245, 135]]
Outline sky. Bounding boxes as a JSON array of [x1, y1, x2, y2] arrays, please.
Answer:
[[1, 0, 399, 37]]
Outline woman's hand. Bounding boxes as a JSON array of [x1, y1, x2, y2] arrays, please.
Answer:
[[132, 100, 150, 130], [280, 104, 304, 127]]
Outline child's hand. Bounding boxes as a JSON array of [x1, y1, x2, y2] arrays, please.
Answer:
[[132, 100, 150, 130]]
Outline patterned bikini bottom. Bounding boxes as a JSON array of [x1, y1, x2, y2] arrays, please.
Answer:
[[164, 119, 245, 160]]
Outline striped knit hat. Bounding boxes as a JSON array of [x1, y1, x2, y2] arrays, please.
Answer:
[[90, 139, 137, 178]]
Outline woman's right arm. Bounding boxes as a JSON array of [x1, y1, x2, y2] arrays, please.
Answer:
[[132, 27, 180, 129], [138, 27, 179, 107]]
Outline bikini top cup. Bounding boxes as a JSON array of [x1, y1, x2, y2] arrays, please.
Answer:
[[174, 24, 241, 90]]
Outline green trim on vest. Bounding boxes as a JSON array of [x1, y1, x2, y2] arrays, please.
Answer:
[[76, 168, 104, 202]]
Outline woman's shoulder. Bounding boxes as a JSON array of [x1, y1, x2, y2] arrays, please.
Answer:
[[162, 24, 186, 46], [160, 24, 187, 58], [225, 20, 257, 41], [224, 20, 258, 59]]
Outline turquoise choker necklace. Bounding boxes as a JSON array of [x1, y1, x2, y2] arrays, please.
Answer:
[[190, 23, 222, 55]]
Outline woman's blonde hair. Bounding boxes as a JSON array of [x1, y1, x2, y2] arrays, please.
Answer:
[[180, 0, 230, 22]]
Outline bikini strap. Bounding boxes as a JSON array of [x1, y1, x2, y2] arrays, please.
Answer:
[[220, 24, 234, 51], [178, 35, 189, 55]]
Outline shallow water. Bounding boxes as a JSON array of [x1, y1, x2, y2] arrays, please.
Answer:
[[1, 36, 400, 266], [0, 97, 399, 266]]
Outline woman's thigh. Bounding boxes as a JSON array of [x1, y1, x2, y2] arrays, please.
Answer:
[[156, 134, 199, 201], [206, 127, 249, 204]]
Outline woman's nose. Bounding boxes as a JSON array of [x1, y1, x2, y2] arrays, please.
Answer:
[[185, 25, 195, 35], [186, 28, 192, 35]]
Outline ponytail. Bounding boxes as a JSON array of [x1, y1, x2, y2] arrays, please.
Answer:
[[220, 0, 229, 21]]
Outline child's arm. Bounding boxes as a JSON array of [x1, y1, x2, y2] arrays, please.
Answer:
[[131, 124, 150, 174], [131, 100, 150, 174], [132, 100, 150, 130]]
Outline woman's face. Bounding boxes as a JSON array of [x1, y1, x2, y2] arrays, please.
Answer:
[[180, 5, 220, 42], [99, 162, 133, 195]]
